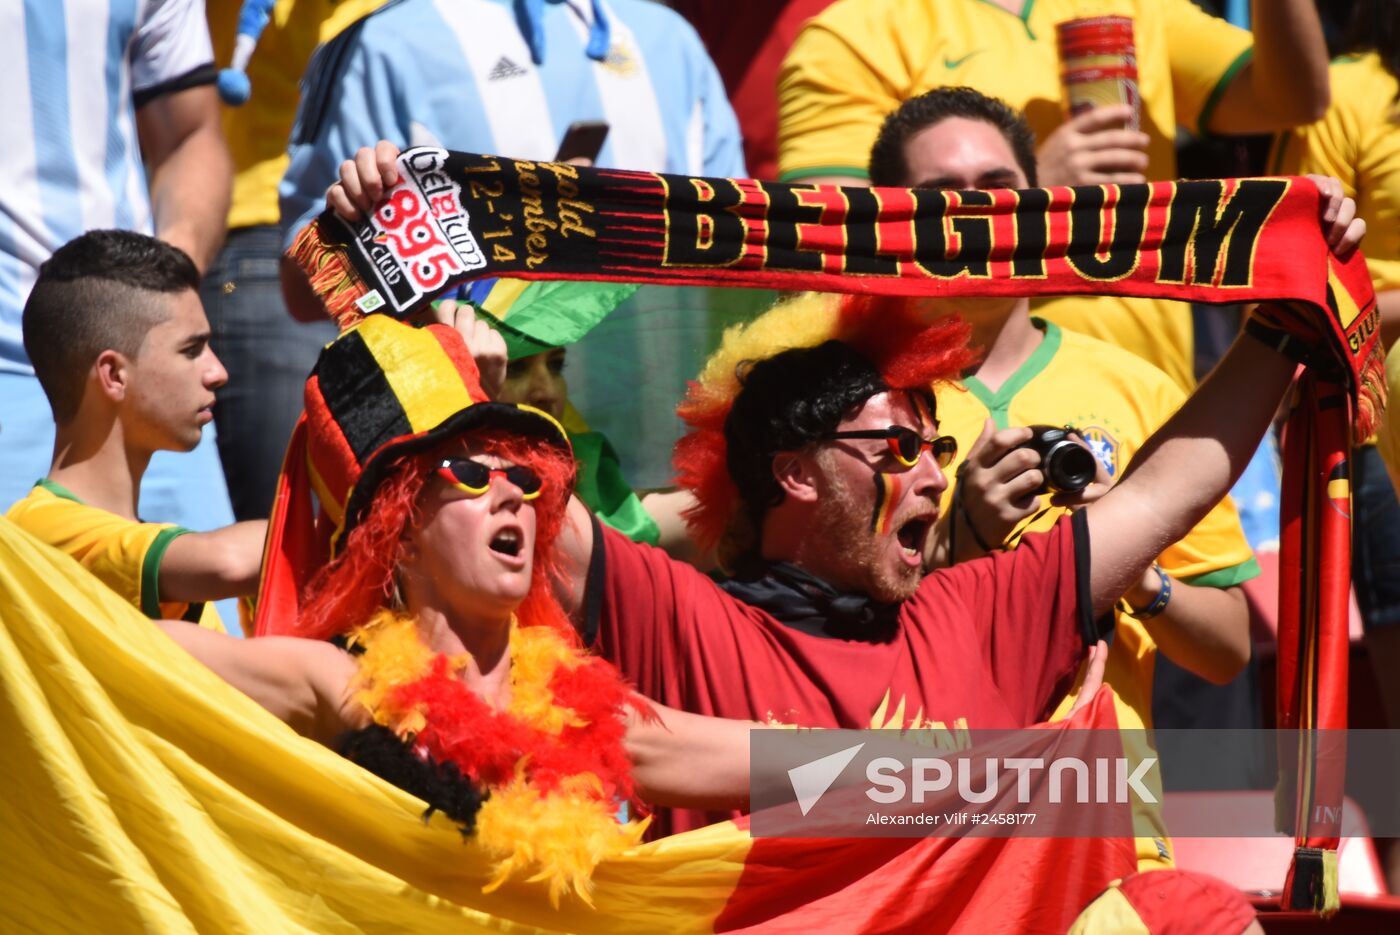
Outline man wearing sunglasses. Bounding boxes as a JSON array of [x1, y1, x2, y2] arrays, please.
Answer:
[[555, 248, 1360, 843], [533, 293, 1096, 840]]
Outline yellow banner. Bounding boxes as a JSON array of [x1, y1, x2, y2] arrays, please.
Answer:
[[0, 517, 749, 934]]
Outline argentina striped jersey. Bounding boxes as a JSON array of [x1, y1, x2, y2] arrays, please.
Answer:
[[280, 0, 744, 246], [0, 0, 215, 374]]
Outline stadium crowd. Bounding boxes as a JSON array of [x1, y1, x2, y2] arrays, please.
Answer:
[[3, 0, 1400, 931]]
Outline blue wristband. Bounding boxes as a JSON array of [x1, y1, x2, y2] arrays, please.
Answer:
[[1120, 563, 1172, 620]]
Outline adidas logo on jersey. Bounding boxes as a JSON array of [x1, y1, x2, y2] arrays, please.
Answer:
[[488, 56, 529, 81]]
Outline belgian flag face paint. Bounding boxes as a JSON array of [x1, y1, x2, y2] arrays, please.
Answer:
[[868, 392, 939, 534], [871, 470, 905, 534]]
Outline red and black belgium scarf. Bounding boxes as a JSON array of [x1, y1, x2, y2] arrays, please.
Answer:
[[289, 148, 1384, 915]]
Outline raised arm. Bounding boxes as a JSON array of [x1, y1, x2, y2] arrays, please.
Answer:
[[282, 141, 403, 321], [1084, 178, 1362, 617], [1204, 0, 1330, 134], [1083, 334, 1293, 617], [937, 423, 1251, 684]]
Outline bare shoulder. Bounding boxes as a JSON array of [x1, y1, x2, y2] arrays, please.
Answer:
[[278, 635, 357, 682]]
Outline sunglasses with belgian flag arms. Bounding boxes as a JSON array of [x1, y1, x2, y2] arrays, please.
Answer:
[[826, 426, 958, 469], [436, 457, 544, 500]]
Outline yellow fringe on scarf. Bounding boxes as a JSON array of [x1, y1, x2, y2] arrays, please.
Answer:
[[287, 219, 373, 328], [346, 610, 647, 905]]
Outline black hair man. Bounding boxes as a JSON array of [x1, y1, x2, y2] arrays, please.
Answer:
[[8, 230, 265, 630]]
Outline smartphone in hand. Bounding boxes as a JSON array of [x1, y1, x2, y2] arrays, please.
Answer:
[[555, 120, 610, 163]]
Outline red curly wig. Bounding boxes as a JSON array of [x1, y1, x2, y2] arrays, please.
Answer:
[[673, 292, 977, 565]]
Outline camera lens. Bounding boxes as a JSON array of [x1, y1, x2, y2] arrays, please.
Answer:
[[1041, 441, 1096, 493], [1016, 425, 1098, 494]]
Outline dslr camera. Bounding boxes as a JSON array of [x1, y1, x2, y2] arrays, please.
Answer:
[[1017, 425, 1097, 494]]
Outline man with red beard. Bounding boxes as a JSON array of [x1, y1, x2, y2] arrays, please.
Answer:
[[551, 305, 1089, 837]]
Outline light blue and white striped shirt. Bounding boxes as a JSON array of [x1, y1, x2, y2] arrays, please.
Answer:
[[0, 0, 215, 374], [281, 0, 745, 247]]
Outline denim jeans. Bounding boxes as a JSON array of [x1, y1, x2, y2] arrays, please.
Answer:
[[1353, 443, 1400, 629], [199, 225, 337, 520]]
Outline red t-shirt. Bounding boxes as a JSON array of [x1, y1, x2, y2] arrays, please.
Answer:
[[593, 514, 1088, 835]]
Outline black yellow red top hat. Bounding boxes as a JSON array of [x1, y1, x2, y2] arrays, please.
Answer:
[[254, 315, 569, 635]]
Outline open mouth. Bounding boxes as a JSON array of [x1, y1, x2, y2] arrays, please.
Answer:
[[896, 516, 932, 557], [489, 528, 523, 558]]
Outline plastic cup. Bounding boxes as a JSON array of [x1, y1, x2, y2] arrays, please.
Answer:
[[1060, 66, 1141, 124], [1056, 16, 1140, 130]]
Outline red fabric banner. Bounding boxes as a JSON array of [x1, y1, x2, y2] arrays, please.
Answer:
[[715, 692, 1136, 933]]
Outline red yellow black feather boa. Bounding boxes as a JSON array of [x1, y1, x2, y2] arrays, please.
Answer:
[[346, 610, 648, 904]]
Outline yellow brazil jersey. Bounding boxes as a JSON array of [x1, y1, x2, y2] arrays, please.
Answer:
[[6, 482, 225, 632], [1382, 344, 1400, 489], [1273, 52, 1400, 452], [207, 1, 390, 229], [1271, 53, 1400, 295], [777, 0, 1255, 393], [936, 318, 1258, 868]]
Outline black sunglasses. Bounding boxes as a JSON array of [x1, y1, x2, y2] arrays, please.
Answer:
[[436, 458, 543, 499], [826, 426, 958, 469]]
